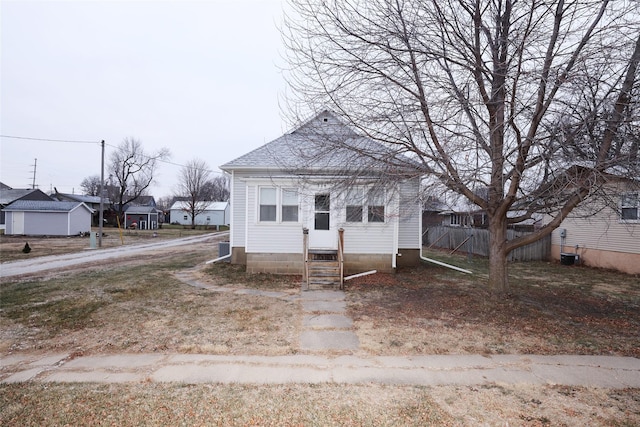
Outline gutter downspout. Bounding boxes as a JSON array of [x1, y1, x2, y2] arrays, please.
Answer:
[[206, 253, 231, 264], [420, 226, 472, 275]]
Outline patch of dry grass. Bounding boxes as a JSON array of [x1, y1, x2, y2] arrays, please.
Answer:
[[347, 252, 640, 357], [0, 246, 298, 356], [1, 383, 638, 426]]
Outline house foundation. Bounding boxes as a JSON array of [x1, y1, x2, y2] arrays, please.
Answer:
[[397, 248, 420, 268], [551, 245, 640, 275]]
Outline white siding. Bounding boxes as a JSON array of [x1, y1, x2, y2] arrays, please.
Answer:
[[397, 178, 421, 249], [229, 172, 421, 257], [170, 207, 228, 226], [68, 206, 92, 235], [245, 183, 303, 253], [339, 223, 396, 254], [335, 188, 397, 255], [230, 171, 247, 248], [551, 188, 639, 255]]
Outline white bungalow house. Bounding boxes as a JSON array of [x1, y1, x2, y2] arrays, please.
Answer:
[[220, 110, 423, 284], [2, 200, 93, 236], [169, 201, 229, 227], [550, 178, 640, 275]]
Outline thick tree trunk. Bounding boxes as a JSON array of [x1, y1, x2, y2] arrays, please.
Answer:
[[487, 214, 509, 294]]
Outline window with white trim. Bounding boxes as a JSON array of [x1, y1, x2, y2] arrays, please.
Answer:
[[367, 188, 385, 223], [344, 187, 385, 223], [259, 187, 277, 222], [281, 189, 299, 222], [346, 188, 364, 222], [621, 192, 639, 221]]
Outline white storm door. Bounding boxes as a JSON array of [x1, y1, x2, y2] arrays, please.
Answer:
[[308, 192, 336, 249]]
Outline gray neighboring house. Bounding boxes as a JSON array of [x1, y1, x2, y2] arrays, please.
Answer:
[[124, 205, 160, 229], [52, 192, 106, 226], [2, 200, 94, 236], [0, 187, 53, 231]]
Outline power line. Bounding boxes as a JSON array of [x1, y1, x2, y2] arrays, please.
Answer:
[[103, 141, 224, 174], [1, 134, 224, 176], [0, 134, 100, 144]]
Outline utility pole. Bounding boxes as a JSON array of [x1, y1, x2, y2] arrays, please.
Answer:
[[99, 140, 105, 247], [29, 158, 37, 189]]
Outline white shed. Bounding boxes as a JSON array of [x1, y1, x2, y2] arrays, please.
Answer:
[[169, 201, 229, 226], [2, 200, 94, 236]]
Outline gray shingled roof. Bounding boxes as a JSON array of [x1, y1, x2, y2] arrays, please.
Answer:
[[220, 110, 421, 175], [0, 189, 38, 205], [54, 193, 102, 204], [125, 205, 159, 214], [2, 200, 92, 212]]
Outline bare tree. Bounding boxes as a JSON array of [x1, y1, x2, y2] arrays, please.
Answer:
[[201, 175, 230, 202], [155, 196, 173, 213], [80, 175, 101, 196], [283, 0, 640, 294], [176, 158, 213, 228], [110, 137, 170, 223]]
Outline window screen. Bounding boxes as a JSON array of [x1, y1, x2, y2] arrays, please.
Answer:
[[259, 187, 277, 221], [367, 189, 385, 223], [282, 189, 299, 222], [346, 188, 363, 222]]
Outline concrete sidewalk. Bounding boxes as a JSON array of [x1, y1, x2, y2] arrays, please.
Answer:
[[3, 271, 638, 389], [2, 353, 639, 388]]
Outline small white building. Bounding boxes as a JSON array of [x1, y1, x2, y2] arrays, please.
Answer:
[[2, 200, 93, 236], [169, 201, 229, 226]]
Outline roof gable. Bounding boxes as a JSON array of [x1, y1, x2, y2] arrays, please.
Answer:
[[0, 188, 52, 205], [124, 205, 159, 214], [220, 110, 421, 176]]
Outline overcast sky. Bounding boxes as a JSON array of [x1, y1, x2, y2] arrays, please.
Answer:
[[1, 0, 289, 199]]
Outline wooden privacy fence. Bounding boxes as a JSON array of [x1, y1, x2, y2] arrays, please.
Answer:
[[424, 226, 551, 262]]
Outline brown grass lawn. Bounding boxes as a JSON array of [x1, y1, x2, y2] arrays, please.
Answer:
[[347, 250, 640, 357], [1, 241, 639, 426]]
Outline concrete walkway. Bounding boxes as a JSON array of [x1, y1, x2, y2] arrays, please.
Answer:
[[2, 352, 639, 388], [300, 290, 360, 352]]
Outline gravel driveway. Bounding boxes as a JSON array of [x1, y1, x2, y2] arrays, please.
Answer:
[[0, 232, 228, 279]]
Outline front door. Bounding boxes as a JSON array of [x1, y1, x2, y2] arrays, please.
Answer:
[[308, 192, 336, 249]]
